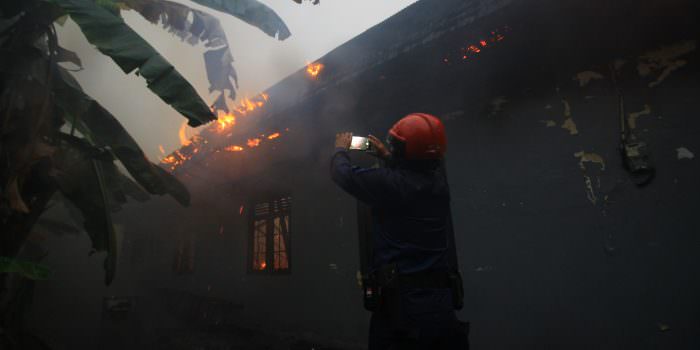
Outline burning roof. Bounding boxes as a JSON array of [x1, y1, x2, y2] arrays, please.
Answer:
[[161, 0, 514, 174]]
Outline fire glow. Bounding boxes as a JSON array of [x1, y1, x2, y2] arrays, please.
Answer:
[[247, 138, 261, 148], [159, 90, 286, 171], [215, 111, 236, 131], [306, 62, 324, 79], [179, 121, 191, 146], [225, 145, 244, 152], [443, 26, 509, 64]]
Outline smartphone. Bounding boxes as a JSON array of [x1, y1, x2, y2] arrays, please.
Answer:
[[350, 136, 372, 151]]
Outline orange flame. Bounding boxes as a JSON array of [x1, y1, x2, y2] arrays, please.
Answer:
[[162, 91, 288, 171], [242, 98, 255, 112], [247, 138, 261, 148], [453, 27, 508, 62], [259, 261, 267, 269], [225, 145, 244, 152], [210, 92, 270, 135], [179, 121, 191, 146], [306, 62, 324, 78], [216, 111, 236, 131]]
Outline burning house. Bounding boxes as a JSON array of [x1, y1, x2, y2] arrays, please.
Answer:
[[29, 0, 699, 348]]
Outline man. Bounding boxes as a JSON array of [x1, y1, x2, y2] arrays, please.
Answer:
[[331, 113, 468, 349]]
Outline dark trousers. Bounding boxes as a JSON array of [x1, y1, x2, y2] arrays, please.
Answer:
[[368, 308, 469, 350]]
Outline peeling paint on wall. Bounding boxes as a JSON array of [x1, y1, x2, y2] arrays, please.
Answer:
[[574, 151, 606, 171], [561, 99, 578, 135], [574, 152, 605, 205], [676, 147, 695, 160], [574, 71, 604, 87], [637, 40, 697, 88], [582, 175, 598, 205], [628, 104, 652, 129], [562, 118, 579, 135]]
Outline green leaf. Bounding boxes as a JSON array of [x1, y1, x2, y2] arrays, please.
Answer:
[[123, 0, 238, 105], [189, 0, 291, 40], [0, 257, 51, 280], [104, 161, 152, 204], [50, 138, 118, 285], [91, 158, 118, 285], [36, 218, 82, 236], [55, 14, 69, 25], [56, 45, 82, 67], [52, 65, 190, 206], [46, 0, 215, 126]]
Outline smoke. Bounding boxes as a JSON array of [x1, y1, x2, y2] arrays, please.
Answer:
[[54, 1, 418, 162]]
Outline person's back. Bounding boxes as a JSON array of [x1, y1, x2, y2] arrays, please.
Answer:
[[366, 163, 450, 274], [331, 113, 469, 349]]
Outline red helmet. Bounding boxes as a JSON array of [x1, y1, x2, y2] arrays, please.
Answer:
[[388, 113, 447, 160]]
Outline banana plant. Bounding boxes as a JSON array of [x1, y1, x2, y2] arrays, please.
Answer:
[[0, 5, 322, 344], [0, 0, 320, 346]]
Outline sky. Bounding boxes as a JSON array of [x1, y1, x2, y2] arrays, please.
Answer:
[[56, 0, 418, 161]]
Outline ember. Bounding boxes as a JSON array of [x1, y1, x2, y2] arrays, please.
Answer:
[[267, 133, 281, 140], [179, 121, 191, 146], [225, 145, 244, 152], [247, 138, 262, 148], [443, 26, 510, 63], [215, 111, 236, 131], [306, 62, 324, 78]]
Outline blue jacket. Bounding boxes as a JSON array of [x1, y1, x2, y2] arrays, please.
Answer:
[[330, 148, 451, 274]]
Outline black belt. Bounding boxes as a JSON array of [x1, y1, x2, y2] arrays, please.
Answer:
[[375, 265, 452, 289], [398, 270, 452, 289]]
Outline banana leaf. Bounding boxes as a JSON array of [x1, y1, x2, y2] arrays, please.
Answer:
[[122, 0, 238, 107], [189, 0, 291, 40], [0, 257, 51, 280], [51, 137, 118, 284], [92, 158, 118, 285], [52, 65, 190, 206], [36, 218, 82, 236], [46, 0, 215, 126], [56, 46, 82, 67]]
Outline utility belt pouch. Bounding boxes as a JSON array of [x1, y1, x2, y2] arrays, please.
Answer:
[[362, 263, 399, 312], [449, 270, 465, 310], [362, 274, 381, 312]]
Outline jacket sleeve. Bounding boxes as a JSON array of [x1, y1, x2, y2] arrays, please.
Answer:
[[330, 148, 400, 206]]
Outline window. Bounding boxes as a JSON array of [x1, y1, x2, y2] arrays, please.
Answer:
[[249, 196, 291, 273]]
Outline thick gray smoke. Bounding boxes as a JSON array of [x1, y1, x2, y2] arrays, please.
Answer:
[[54, 0, 417, 162]]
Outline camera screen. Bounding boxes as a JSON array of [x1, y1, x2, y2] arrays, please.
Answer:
[[350, 136, 370, 150]]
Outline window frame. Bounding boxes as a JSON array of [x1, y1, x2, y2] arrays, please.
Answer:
[[247, 194, 292, 275]]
